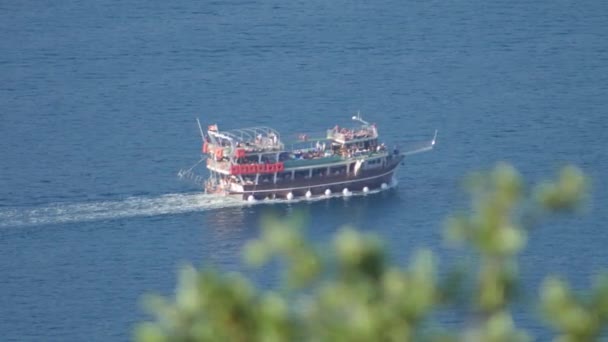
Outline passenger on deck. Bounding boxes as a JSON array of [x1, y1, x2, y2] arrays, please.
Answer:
[[270, 132, 278, 145]]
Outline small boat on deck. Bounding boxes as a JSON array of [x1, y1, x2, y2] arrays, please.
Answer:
[[196, 114, 436, 201]]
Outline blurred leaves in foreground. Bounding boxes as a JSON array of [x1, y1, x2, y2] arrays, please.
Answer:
[[136, 163, 605, 341]]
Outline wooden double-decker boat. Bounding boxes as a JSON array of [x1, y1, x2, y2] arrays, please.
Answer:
[[197, 114, 436, 201]]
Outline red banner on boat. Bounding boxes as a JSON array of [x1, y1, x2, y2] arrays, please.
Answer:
[[229, 163, 284, 175], [230, 164, 241, 175], [235, 148, 246, 158]]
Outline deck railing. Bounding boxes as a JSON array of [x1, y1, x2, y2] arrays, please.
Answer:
[[206, 159, 230, 172], [326, 126, 378, 142]]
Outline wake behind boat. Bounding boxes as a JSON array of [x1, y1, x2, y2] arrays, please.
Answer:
[[188, 114, 436, 201]]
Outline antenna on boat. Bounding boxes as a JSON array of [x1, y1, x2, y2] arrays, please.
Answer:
[[196, 118, 205, 141], [351, 111, 369, 126]]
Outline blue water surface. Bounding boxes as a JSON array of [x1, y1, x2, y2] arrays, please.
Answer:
[[1, 0, 608, 340]]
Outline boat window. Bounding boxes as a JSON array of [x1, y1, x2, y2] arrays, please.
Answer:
[[241, 155, 258, 164], [262, 153, 277, 163], [276, 172, 291, 182], [294, 170, 309, 179], [312, 168, 326, 177], [330, 165, 347, 175]]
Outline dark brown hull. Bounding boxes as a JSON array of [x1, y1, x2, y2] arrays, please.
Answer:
[[232, 158, 402, 200]]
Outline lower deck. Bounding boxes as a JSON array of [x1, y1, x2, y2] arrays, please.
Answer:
[[230, 156, 402, 200]]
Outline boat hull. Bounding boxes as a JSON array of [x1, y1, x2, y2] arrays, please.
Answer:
[[232, 157, 402, 200]]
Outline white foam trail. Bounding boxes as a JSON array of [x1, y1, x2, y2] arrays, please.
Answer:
[[0, 193, 243, 228], [0, 179, 398, 228]]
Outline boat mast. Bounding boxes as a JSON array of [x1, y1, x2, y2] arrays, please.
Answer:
[[196, 118, 205, 141], [352, 111, 369, 126]]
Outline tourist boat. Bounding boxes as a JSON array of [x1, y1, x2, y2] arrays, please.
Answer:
[[196, 114, 436, 201]]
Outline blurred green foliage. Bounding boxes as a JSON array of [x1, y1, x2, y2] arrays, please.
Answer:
[[136, 163, 606, 341]]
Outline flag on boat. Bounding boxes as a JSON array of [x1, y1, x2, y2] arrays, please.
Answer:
[[208, 124, 218, 131]]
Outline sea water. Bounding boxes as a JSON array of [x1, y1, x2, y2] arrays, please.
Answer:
[[1, 0, 608, 340]]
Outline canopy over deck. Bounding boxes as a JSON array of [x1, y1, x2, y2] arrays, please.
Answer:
[[207, 125, 284, 151]]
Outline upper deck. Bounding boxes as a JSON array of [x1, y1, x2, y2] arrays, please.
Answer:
[[326, 125, 378, 144], [201, 114, 383, 170], [206, 125, 284, 153]]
